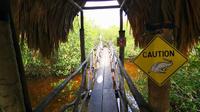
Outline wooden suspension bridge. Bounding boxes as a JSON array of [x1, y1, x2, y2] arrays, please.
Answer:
[[30, 1, 152, 111], [33, 42, 151, 112], [1, 0, 153, 111], [0, 0, 183, 112], [28, 0, 150, 110]]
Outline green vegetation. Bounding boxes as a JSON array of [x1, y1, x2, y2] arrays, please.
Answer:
[[134, 44, 200, 112], [20, 30, 81, 77], [21, 18, 133, 78], [20, 16, 200, 111], [170, 44, 200, 111], [20, 18, 98, 77]]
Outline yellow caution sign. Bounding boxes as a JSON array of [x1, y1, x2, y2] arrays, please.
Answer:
[[134, 35, 187, 86]]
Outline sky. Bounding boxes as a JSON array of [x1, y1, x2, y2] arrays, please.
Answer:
[[84, 1, 127, 29]]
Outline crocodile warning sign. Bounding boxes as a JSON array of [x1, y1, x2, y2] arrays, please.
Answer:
[[134, 35, 187, 86]]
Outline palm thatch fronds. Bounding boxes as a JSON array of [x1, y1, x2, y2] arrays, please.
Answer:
[[10, 0, 200, 56], [118, 0, 200, 55], [11, 0, 86, 57], [118, 0, 152, 47]]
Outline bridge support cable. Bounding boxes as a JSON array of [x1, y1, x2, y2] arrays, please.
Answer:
[[33, 49, 94, 112]]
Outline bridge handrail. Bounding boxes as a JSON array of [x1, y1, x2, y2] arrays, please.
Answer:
[[59, 62, 89, 112], [33, 48, 95, 112], [110, 46, 151, 112]]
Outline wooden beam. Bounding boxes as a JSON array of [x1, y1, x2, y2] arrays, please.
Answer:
[[148, 79, 170, 112], [120, 0, 127, 9], [83, 0, 115, 1], [9, 5, 32, 112], [69, 0, 82, 11], [118, 10, 127, 111], [120, 9, 123, 31], [82, 5, 120, 10], [0, 0, 27, 111], [80, 11, 86, 64], [119, 9, 125, 65], [0, 0, 9, 21], [147, 0, 171, 111]]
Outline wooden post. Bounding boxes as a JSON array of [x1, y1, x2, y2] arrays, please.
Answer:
[[147, 35, 171, 112], [148, 28, 173, 112], [0, 0, 26, 111], [147, 0, 173, 111], [119, 9, 125, 65], [80, 11, 86, 69], [119, 9, 127, 112], [9, 5, 32, 112], [148, 79, 170, 112]]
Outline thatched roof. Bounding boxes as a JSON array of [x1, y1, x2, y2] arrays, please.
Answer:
[[12, 0, 200, 56], [11, 0, 86, 56], [118, 0, 200, 55]]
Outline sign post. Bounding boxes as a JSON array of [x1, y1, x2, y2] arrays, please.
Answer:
[[134, 34, 187, 111], [134, 35, 187, 86]]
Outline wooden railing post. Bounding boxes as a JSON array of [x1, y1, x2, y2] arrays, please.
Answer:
[[119, 9, 125, 65], [119, 9, 127, 112], [73, 63, 88, 112], [80, 11, 86, 72], [9, 4, 33, 112], [0, 1, 27, 111]]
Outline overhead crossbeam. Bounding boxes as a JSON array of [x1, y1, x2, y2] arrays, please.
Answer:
[[82, 0, 115, 1], [120, 0, 127, 9], [82, 5, 120, 10], [69, 0, 83, 11]]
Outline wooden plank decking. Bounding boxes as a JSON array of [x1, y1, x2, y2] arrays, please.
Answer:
[[88, 47, 118, 112]]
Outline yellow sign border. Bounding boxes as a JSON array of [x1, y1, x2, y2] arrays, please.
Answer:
[[133, 35, 188, 86]]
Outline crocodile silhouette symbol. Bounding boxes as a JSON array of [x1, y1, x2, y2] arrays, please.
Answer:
[[148, 58, 173, 74]]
